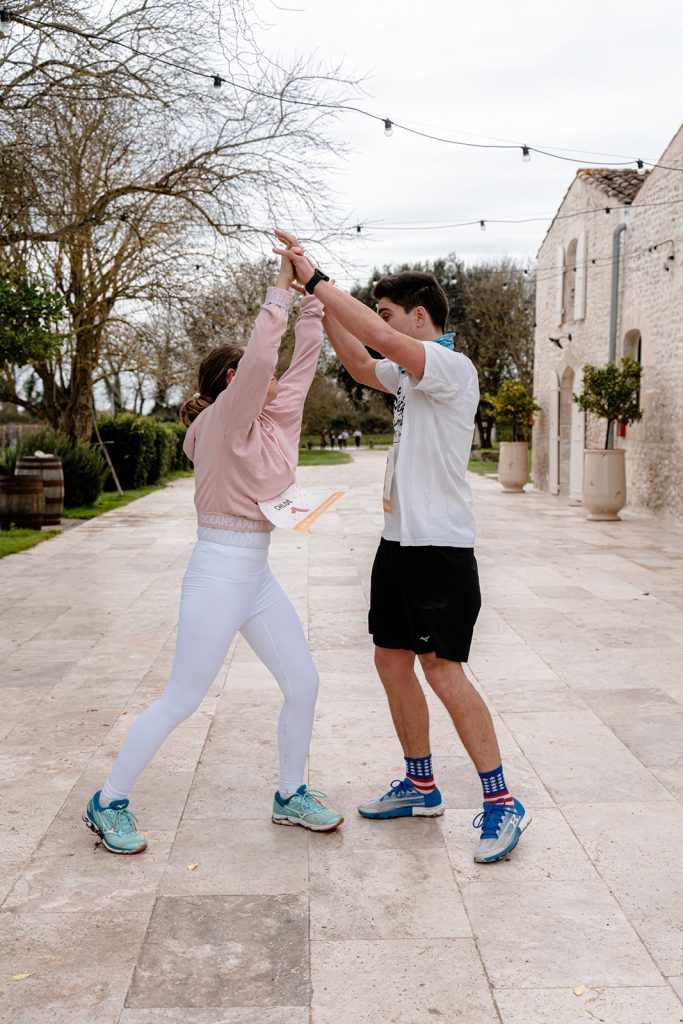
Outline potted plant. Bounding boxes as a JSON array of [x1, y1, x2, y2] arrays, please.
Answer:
[[574, 357, 642, 520], [485, 381, 539, 492]]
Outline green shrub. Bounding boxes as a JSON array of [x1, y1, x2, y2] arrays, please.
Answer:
[[484, 381, 540, 443], [163, 420, 191, 472], [61, 444, 107, 506], [574, 357, 643, 449], [97, 414, 158, 490], [147, 419, 175, 483], [96, 414, 190, 489], [0, 426, 106, 508], [358, 410, 393, 434]]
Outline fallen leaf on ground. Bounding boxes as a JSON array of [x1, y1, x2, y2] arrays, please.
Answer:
[[187, 863, 199, 871], [10, 973, 32, 981], [573, 986, 587, 996]]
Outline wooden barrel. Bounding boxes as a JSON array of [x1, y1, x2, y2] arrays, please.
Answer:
[[0, 475, 45, 530], [16, 455, 64, 525]]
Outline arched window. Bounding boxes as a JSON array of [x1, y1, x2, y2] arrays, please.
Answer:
[[623, 329, 642, 363], [623, 329, 643, 409]]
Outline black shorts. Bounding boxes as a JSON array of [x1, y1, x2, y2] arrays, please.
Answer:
[[368, 539, 481, 663]]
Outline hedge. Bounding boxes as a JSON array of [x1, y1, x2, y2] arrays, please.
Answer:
[[96, 414, 190, 490]]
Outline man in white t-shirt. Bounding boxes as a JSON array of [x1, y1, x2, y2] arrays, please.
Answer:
[[274, 231, 530, 863]]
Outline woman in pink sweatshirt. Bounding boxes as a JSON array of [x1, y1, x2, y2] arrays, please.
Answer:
[[83, 255, 343, 853]]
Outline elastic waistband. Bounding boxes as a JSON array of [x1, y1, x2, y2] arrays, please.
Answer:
[[197, 511, 273, 533], [197, 526, 270, 549]]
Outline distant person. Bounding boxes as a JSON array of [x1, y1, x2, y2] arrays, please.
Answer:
[[329, 431, 336, 449], [319, 429, 328, 450], [274, 229, 529, 864], [353, 429, 362, 448], [83, 248, 343, 854]]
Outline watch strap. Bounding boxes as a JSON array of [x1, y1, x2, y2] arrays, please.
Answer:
[[304, 268, 330, 294]]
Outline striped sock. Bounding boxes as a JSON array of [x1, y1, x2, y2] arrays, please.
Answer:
[[405, 754, 436, 795], [479, 764, 514, 807]]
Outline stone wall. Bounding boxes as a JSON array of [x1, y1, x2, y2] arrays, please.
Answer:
[[618, 135, 683, 516], [532, 176, 618, 492], [532, 126, 683, 519]]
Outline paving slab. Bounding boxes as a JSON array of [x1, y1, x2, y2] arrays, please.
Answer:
[[1, 452, 683, 1021]]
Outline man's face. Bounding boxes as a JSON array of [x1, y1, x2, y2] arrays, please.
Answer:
[[376, 298, 421, 337]]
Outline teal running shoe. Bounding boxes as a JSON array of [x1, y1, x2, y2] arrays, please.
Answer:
[[473, 797, 530, 863], [358, 778, 445, 819], [83, 790, 148, 854], [272, 785, 344, 832]]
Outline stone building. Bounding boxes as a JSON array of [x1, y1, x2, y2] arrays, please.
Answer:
[[532, 125, 683, 517]]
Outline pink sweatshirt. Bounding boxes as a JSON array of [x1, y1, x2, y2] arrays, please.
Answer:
[[183, 288, 324, 532]]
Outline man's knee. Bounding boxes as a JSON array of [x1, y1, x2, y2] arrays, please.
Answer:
[[419, 654, 466, 693], [374, 645, 414, 677]]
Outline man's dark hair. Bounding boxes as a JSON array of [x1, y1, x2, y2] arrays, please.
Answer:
[[373, 271, 449, 333]]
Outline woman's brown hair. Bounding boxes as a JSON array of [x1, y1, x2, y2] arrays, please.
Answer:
[[179, 344, 244, 427]]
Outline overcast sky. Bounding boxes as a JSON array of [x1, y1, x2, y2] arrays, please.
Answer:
[[251, 0, 683, 288]]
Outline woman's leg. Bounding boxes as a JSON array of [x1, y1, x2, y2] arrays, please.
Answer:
[[101, 544, 263, 804], [240, 572, 319, 797]]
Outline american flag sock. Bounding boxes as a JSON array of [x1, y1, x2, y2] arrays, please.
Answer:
[[479, 764, 514, 807], [405, 754, 436, 795]]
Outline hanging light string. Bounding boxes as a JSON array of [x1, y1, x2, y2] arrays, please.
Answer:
[[529, 236, 677, 286], [7, 9, 683, 177]]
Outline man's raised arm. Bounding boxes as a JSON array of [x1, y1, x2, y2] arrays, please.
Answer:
[[323, 312, 391, 394], [272, 232, 426, 380]]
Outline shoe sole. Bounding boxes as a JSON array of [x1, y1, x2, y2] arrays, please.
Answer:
[[272, 813, 344, 832], [357, 803, 445, 820], [82, 811, 148, 855], [474, 811, 532, 863]]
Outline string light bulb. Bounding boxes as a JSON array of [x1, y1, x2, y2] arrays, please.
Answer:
[[212, 75, 223, 89], [384, 118, 393, 138], [636, 159, 646, 176], [0, 7, 11, 36], [480, 220, 486, 232], [522, 145, 531, 163], [356, 224, 361, 233]]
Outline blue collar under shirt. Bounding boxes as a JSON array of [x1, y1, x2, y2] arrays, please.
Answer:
[[398, 333, 455, 375]]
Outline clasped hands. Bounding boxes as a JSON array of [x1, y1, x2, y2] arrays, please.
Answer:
[[273, 229, 329, 294]]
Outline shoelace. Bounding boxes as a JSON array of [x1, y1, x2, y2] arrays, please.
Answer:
[[107, 807, 139, 835], [294, 788, 328, 813], [381, 779, 414, 801], [472, 799, 509, 840]]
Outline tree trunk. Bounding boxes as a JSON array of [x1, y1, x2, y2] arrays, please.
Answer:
[[61, 342, 98, 443]]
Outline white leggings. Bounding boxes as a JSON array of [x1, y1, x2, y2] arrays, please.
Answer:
[[102, 531, 319, 801]]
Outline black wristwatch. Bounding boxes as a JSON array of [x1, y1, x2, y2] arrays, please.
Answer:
[[304, 268, 330, 294]]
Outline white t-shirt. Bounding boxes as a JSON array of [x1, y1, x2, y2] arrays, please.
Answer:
[[374, 341, 479, 547]]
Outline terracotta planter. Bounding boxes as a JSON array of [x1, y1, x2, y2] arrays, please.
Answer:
[[582, 448, 626, 521], [498, 441, 529, 492]]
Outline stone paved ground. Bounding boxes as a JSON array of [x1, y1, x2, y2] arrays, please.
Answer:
[[1, 450, 683, 1024]]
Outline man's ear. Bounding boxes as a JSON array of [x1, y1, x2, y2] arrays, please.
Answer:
[[226, 368, 236, 384]]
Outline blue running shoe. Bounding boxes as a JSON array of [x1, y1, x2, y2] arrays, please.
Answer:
[[358, 778, 444, 819], [473, 797, 530, 862], [83, 790, 148, 854]]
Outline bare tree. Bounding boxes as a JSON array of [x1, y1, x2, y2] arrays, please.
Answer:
[[0, 1, 359, 439]]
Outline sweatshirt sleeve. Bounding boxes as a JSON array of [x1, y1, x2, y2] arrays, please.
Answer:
[[212, 287, 291, 432], [265, 294, 324, 434]]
